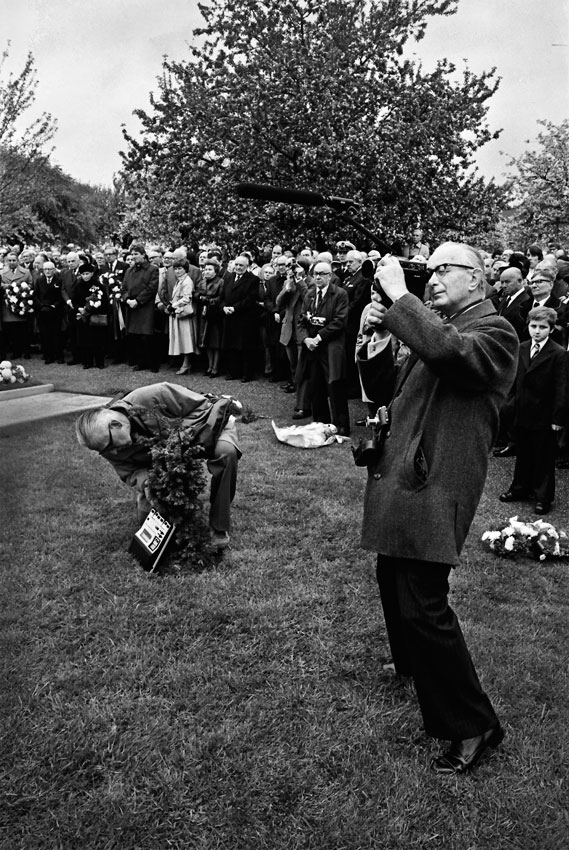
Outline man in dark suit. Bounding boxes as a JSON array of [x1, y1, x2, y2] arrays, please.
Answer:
[[102, 245, 128, 280], [296, 261, 350, 435], [497, 266, 531, 339], [100, 245, 128, 363], [493, 265, 533, 455], [521, 267, 567, 346], [221, 254, 260, 382], [361, 244, 518, 775]]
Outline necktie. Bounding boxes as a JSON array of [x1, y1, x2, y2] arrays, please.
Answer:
[[533, 301, 540, 309], [531, 344, 539, 359], [315, 290, 322, 311]]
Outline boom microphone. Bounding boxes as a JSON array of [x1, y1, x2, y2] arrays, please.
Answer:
[[236, 183, 326, 207], [236, 182, 361, 214]]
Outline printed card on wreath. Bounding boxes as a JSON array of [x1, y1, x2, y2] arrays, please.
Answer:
[[129, 509, 175, 572]]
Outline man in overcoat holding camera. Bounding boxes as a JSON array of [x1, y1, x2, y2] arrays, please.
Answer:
[[361, 244, 519, 774]]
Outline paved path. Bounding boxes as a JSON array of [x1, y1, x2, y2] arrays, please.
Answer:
[[0, 389, 112, 429]]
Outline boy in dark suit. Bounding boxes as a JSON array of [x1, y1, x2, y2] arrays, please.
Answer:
[[500, 306, 567, 514]]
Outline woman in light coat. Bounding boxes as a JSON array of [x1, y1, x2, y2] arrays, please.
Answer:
[[169, 259, 197, 374]]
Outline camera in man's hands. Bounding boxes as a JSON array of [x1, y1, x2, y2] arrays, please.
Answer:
[[352, 405, 390, 467]]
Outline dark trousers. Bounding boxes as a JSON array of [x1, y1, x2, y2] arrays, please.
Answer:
[[308, 356, 350, 434], [376, 555, 499, 740], [36, 312, 64, 361], [511, 426, 556, 503], [284, 342, 310, 411], [224, 348, 256, 380], [128, 333, 160, 371], [1, 321, 30, 357]]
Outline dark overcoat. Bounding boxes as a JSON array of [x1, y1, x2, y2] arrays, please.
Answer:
[[361, 295, 519, 565], [296, 282, 348, 383], [497, 289, 531, 339], [221, 271, 260, 351], [121, 260, 159, 335]]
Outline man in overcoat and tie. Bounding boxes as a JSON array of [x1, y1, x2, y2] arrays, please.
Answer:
[[221, 254, 260, 382], [296, 261, 350, 435], [361, 244, 519, 774]]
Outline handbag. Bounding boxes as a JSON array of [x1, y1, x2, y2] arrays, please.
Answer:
[[177, 302, 194, 317]]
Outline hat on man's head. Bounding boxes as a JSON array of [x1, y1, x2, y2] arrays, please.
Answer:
[[336, 241, 356, 252]]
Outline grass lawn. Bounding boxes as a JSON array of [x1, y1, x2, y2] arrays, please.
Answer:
[[2, 357, 569, 849]]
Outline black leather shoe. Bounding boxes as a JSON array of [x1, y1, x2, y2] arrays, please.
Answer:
[[499, 490, 526, 502], [534, 502, 551, 515], [493, 445, 516, 458], [292, 410, 308, 420], [431, 725, 504, 775]]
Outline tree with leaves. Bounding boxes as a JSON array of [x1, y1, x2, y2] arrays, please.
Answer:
[[120, 0, 505, 250], [500, 120, 569, 249], [0, 44, 57, 239]]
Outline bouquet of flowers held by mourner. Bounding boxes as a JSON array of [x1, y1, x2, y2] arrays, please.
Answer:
[[106, 274, 122, 301], [482, 516, 569, 561], [3, 281, 34, 316], [78, 284, 105, 320], [0, 360, 30, 384]]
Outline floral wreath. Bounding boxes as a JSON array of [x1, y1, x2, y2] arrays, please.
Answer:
[[3, 280, 34, 317], [482, 515, 569, 561]]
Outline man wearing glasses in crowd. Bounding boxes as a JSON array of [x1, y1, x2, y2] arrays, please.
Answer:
[[296, 261, 350, 436], [360, 243, 519, 774]]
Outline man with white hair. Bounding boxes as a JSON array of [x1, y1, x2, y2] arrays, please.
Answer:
[[221, 254, 260, 381], [361, 243, 518, 775], [75, 382, 242, 550]]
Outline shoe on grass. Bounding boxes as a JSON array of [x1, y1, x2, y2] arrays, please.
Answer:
[[211, 529, 230, 550]]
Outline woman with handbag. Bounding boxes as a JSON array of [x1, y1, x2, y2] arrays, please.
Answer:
[[169, 258, 197, 375], [197, 258, 224, 377]]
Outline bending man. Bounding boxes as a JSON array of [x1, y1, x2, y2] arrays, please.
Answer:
[[76, 382, 241, 549]]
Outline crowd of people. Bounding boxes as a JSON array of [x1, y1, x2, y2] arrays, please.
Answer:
[[7, 231, 569, 777], [2, 234, 569, 448]]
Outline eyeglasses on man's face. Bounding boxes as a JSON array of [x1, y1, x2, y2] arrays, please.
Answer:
[[431, 263, 476, 278], [313, 271, 331, 277]]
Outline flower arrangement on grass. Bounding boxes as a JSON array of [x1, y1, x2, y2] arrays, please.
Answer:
[[0, 360, 30, 385], [4, 281, 34, 316], [482, 516, 569, 561]]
